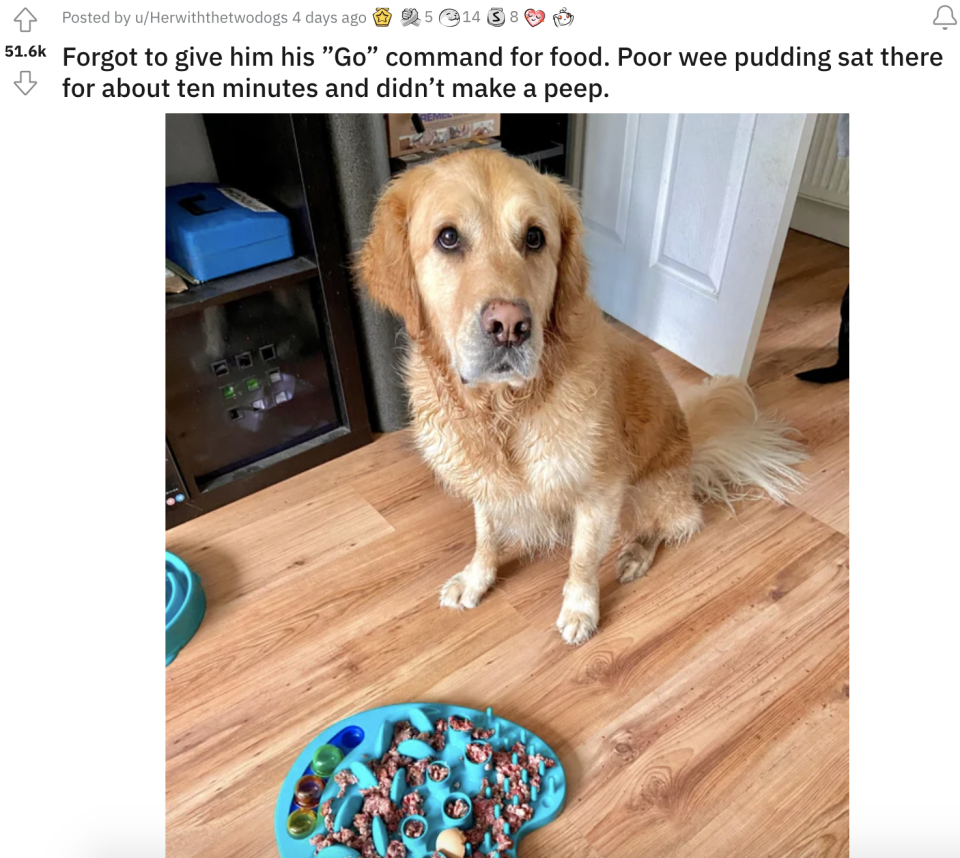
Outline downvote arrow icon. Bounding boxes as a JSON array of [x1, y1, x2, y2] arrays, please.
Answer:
[[15, 71, 36, 95], [14, 7, 37, 32]]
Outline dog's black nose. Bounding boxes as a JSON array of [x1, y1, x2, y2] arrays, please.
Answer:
[[481, 300, 531, 347]]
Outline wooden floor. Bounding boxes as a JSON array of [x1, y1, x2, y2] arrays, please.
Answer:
[[167, 230, 849, 858]]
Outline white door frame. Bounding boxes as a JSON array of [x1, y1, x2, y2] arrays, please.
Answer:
[[739, 113, 817, 377]]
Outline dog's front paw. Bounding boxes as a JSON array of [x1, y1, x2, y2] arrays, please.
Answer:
[[439, 569, 491, 610], [556, 605, 598, 645]]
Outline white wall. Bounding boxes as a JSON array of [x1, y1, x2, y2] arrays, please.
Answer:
[[165, 114, 218, 187], [790, 113, 849, 247]]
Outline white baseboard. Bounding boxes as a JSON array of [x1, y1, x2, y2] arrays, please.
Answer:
[[790, 196, 849, 247]]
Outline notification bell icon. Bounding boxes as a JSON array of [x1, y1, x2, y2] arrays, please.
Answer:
[[933, 5, 956, 27]]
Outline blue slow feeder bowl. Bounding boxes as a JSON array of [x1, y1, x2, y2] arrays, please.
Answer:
[[165, 551, 205, 666]]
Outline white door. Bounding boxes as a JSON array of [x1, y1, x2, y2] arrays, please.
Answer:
[[581, 114, 815, 377]]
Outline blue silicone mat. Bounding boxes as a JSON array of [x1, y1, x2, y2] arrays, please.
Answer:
[[274, 703, 566, 858]]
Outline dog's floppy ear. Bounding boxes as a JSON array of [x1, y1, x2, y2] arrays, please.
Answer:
[[550, 181, 590, 340], [357, 171, 422, 336]]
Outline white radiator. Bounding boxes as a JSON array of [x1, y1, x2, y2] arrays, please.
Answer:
[[791, 113, 849, 246]]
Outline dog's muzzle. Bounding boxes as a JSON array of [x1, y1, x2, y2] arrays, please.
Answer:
[[458, 298, 538, 385]]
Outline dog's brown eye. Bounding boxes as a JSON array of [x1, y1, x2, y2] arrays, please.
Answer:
[[437, 227, 460, 251], [525, 227, 545, 251]]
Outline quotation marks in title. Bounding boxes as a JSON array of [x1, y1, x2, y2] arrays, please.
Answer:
[[321, 46, 379, 60]]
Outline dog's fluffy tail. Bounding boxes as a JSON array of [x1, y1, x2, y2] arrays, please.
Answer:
[[680, 376, 806, 506]]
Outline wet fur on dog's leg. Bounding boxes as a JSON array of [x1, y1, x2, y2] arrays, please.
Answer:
[[616, 535, 662, 584], [617, 472, 702, 583], [557, 487, 623, 645], [440, 503, 500, 610]]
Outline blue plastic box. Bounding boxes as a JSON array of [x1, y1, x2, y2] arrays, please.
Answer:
[[166, 183, 294, 282]]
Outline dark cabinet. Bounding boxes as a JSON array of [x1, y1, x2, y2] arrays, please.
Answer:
[[165, 115, 371, 527]]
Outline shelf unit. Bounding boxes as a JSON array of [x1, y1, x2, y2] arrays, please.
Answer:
[[165, 115, 372, 528], [165, 256, 318, 320]]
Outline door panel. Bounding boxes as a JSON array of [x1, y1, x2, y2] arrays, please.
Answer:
[[583, 113, 814, 377], [581, 113, 638, 247]]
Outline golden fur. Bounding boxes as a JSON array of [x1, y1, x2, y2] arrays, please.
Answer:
[[359, 149, 804, 645]]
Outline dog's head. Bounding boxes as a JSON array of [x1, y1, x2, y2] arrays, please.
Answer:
[[358, 149, 588, 388]]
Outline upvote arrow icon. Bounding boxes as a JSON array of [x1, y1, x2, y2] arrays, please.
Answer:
[[15, 71, 36, 95], [14, 7, 37, 32]]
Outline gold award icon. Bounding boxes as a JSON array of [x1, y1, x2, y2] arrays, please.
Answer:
[[374, 7, 392, 26]]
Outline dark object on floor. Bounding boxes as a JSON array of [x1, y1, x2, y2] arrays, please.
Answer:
[[797, 286, 848, 383]]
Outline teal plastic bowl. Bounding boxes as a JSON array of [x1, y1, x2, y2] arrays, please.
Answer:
[[165, 551, 205, 666]]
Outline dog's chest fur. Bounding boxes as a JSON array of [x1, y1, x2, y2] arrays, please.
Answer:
[[418, 407, 594, 499], [408, 358, 609, 546]]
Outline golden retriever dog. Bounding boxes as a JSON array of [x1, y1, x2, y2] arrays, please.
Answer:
[[359, 149, 804, 645]]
